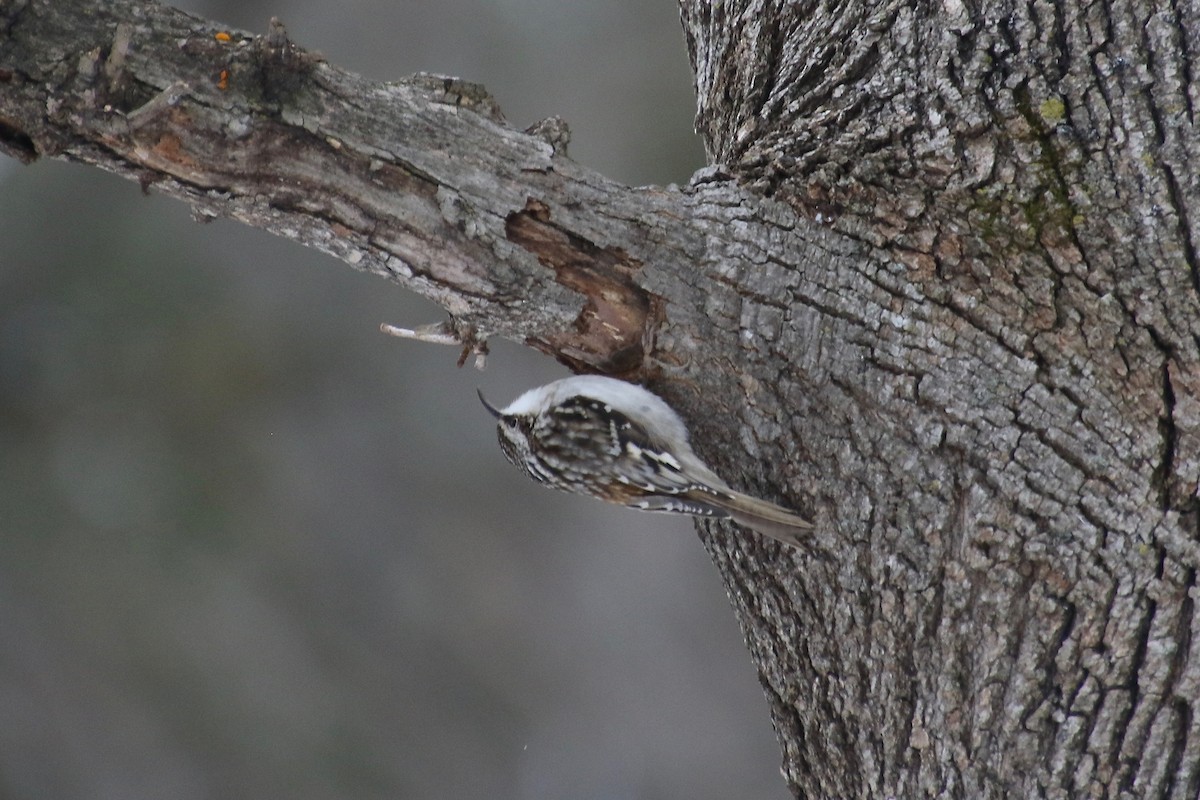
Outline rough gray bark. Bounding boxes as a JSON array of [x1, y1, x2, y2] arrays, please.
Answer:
[[2, 0, 1198, 797], [680, 1, 1200, 796]]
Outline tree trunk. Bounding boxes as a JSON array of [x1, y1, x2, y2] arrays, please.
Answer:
[[678, 0, 1200, 795], [2, 0, 1198, 797]]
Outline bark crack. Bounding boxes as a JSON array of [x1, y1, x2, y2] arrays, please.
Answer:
[[1159, 566, 1196, 796], [1162, 164, 1200, 295], [1171, 0, 1197, 125], [1152, 343, 1180, 512], [1112, 592, 1156, 792]]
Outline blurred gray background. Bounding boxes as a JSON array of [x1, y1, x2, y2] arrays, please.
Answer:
[[0, 1, 789, 798]]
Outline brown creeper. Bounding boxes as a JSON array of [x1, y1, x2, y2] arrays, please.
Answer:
[[478, 376, 812, 547]]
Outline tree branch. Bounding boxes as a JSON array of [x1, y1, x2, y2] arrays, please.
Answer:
[[0, 0, 720, 376]]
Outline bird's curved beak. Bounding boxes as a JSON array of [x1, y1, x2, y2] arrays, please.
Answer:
[[477, 389, 504, 419]]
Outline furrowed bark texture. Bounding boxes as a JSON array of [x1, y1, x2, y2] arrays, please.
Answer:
[[681, 0, 1200, 797], [2, 0, 1199, 796]]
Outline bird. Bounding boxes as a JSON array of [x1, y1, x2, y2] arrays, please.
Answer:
[[478, 375, 812, 547]]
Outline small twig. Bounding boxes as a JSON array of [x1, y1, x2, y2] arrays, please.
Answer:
[[380, 321, 489, 369], [265, 16, 290, 51], [104, 22, 134, 86], [380, 321, 460, 346], [125, 81, 191, 128], [525, 116, 571, 157]]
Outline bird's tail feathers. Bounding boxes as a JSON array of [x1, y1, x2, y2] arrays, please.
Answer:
[[714, 491, 813, 548]]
